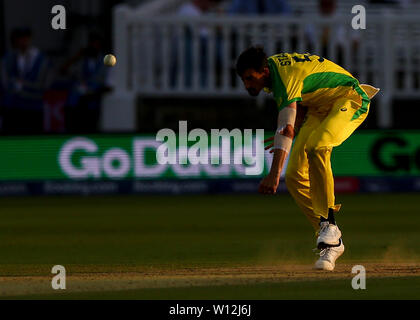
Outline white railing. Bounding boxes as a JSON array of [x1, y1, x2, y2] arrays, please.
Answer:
[[105, 6, 420, 130]]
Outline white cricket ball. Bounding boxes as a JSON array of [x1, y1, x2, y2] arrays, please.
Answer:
[[104, 54, 117, 67]]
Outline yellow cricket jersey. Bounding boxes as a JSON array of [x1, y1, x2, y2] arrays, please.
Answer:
[[265, 53, 370, 120]]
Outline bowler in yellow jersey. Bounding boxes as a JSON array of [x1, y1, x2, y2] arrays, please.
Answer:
[[236, 47, 379, 270]]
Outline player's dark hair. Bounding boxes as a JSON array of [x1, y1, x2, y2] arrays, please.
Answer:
[[236, 46, 268, 77]]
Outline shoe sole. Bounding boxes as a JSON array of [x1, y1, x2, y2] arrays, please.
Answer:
[[314, 262, 334, 271]]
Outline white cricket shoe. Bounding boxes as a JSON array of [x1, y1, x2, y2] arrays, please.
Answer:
[[314, 239, 345, 271], [317, 222, 342, 249]]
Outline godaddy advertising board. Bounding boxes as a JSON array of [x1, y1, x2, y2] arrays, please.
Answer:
[[0, 131, 418, 195]]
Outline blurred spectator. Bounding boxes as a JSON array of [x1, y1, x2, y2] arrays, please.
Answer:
[[227, 0, 292, 15], [170, 0, 222, 88], [1, 28, 50, 133], [60, 32, 113, 133], [319, 0, 342, 52], [305, 0, 360, 64]]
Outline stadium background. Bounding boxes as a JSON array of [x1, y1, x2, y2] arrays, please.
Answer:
[[0, 0, 419, 299]]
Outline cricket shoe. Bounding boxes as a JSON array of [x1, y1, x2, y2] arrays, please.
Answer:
[[314, 239, 345, 271], [317, 222, 342, 249]]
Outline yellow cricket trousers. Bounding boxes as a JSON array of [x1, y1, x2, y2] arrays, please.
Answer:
[[285, 84, 379, 231]]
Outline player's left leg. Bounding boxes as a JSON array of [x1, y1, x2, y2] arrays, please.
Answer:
[[285, 113, 322, 231], [306, 94, 370, 270]]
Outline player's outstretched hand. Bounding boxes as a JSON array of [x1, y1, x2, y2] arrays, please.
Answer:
[[258, 174, 280, 195], [264, 136, 275, 153]]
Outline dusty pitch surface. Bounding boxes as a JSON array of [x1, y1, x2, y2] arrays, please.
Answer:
[[1, 263, 419, 297]]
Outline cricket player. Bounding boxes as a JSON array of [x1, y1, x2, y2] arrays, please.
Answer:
[[236, 47, 379, 270]]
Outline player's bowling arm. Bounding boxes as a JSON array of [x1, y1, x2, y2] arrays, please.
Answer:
[[271, 102, 297, 173], [267, 126, 293, 179], [263, 102, 297, 153], [259, 103, 297, 194]]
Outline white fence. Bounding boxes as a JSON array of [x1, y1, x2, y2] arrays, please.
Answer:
[[103, 6, 420, 130]]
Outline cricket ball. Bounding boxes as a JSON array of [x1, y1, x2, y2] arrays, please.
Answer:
[[104, 54, 117, 67]]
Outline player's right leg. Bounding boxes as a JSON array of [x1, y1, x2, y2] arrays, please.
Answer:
[[285, 110, 347, 270], [306, 95, 370, 234], [285, 112, 344, 270], [306, 93, 371, 269]]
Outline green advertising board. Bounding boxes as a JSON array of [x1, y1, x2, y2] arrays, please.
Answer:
[[332, 130, 420, 176], [0, 133, 269, 180], [0, 130, 418, 181]]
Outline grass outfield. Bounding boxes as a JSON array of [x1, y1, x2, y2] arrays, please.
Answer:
[[0, 193, 419, 299]]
